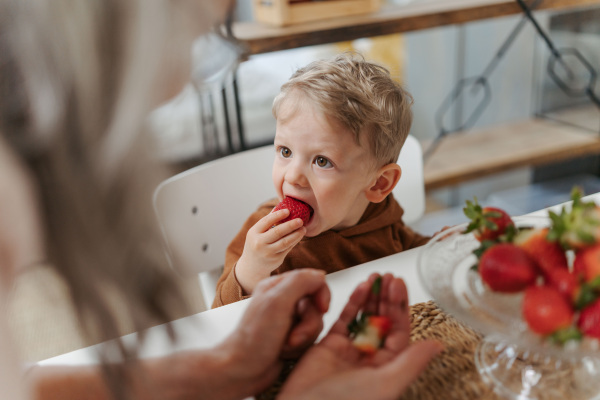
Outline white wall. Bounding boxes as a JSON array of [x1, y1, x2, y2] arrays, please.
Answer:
[[151, 3, 596, 211]]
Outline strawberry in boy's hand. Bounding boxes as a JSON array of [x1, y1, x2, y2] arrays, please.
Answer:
[[272, 197, 313, 226], [463, 197, 515, 242]]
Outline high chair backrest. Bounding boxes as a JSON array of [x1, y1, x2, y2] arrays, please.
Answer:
[[394, 134, 425, 225], [154, 145, 276, 307], [153, 135, 425, 308]]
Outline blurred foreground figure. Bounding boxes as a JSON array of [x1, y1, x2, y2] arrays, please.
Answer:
[[0, 1, 440, 399]]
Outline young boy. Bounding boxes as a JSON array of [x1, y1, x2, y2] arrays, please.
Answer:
[[212, 53, 429, 308]]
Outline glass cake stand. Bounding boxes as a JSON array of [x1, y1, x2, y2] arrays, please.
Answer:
[[417, 216, 600, 400]]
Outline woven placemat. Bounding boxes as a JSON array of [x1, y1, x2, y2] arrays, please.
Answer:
[[400, 301, 498, 400], [257, 301, 500, 400]]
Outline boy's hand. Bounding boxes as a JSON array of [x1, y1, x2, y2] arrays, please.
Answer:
[[235, 208, 306, 294]]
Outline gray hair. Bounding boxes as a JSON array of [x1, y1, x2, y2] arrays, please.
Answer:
[[1, 0, 217, 395]]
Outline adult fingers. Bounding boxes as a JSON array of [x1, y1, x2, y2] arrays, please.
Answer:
[[382, 277, 410, 335], [328, 277, 376, 336], [252, 269, 330, 318], [236, 270, 329, 357], [364, 273, 392, 316], [375, 340, 443, 397], [282, 298, 325, 358]]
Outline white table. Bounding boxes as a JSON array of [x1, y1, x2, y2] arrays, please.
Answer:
[[38, 192, 595, 366], [38, 245, 428, 366]]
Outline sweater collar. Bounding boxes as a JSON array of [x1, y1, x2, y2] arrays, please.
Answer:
[[302, 194, 404, 240]]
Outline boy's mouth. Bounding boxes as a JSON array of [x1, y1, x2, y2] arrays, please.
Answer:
[[288, 196, 314, 220]]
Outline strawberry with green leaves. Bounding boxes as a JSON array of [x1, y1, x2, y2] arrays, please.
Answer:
[[548, 187, 600, 250], [464, 198, 515, 242], [513, 227, 568, 274], [477, 243, 538, 293], [272, 196, 313, 226], [540, 261, 600, 310]]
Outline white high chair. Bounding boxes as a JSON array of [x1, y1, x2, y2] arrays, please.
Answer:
[[153, 135, 425, 309]]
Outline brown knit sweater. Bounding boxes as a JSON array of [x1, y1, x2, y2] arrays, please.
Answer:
[[212, 194, 430, 308]]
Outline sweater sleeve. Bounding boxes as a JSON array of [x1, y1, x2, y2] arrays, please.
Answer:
[[211, 201, 274, 308]]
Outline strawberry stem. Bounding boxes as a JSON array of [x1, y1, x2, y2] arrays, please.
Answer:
[[550, 326, 583, 345], [347, 312, 369, 337], [371, 276, 382, 295], [576, 277, 600, 309]]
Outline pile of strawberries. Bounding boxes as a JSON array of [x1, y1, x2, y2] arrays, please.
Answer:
[[463, 188, 600, 344]]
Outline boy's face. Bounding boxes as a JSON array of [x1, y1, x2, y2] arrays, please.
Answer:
[[273, 97, 379, 238]]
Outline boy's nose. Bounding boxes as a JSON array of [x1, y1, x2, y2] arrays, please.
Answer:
[[285, 161, 308, 188]]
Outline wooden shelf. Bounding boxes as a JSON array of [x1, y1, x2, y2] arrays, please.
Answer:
[[235, 0, 600, 55], [423, 105, 600, 190], [232, 1, 600, 192]]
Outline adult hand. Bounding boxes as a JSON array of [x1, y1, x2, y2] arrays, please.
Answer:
[[211, 268, 330, 399], [279, 273, 443, 400], [236, 209, 306, 294]]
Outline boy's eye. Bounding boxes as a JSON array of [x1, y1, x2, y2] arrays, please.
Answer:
[[314, 156, 332, 169], [279, 147, 292, 158]]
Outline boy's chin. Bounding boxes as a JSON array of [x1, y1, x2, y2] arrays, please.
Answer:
[[303, 225, 320, 238]]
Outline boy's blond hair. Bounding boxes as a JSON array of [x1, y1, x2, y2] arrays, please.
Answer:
[[272, 52, 413, 167]]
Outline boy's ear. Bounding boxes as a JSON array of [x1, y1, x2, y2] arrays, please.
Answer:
[[365, 163, 402, 203]]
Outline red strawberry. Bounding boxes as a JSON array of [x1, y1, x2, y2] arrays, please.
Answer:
[[350, 315, 392, 355], [577, 298, 600, 339], [463, 198, 514, 242], [544, 267, 580, 303], [514, 227, 568, 274], [272, 197, 313, 226], [478, 243, 538, 293], [523, 285, 574, 336], [548, 187, 600, 250], [573, 244, 600, 283]]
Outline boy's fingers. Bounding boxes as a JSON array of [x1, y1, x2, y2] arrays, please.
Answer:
[[256, 209, 290, 231], [272, 227, 306, 254], [263, 216, 303, 241]]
